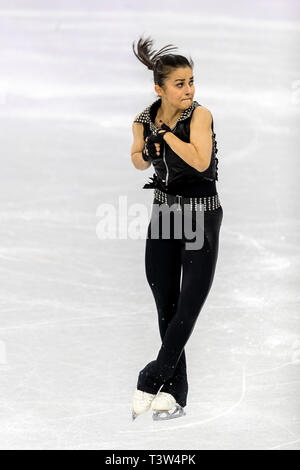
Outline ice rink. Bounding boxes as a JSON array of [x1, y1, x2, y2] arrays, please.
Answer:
[[0, 0, 299, 450]]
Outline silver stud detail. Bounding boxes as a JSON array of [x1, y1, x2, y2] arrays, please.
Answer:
[[154, 188, 220, 212]]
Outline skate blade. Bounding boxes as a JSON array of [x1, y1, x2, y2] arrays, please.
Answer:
[[152, 405, 186, 421], [132, 409, 147, 421]]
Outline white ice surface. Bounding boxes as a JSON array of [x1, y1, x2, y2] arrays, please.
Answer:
[[0, 0, 299, 450]]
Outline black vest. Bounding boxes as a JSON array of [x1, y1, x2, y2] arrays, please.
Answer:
[[134, 98, 219, 197]]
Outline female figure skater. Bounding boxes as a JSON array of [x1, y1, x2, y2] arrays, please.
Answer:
[[130, 37, 223, 421]]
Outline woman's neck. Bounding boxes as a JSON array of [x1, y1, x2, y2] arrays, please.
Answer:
[[156, 100, 182, 126]]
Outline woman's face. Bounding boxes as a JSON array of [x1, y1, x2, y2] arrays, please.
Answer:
[[156, 66, 195, 109]]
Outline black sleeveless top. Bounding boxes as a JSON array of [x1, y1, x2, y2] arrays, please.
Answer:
[[134, 98, 219, 197]]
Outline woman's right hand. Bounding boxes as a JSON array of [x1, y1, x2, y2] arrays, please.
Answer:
[[142, 135, 161, 162], [146, 137, 160, 156]]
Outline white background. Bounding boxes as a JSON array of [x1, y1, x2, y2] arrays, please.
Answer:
[[0, 0, 299, 450]]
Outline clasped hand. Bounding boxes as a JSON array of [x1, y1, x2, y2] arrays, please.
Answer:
[[144, 123, 172, 159]]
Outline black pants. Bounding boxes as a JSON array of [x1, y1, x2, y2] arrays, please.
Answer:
[[137, 200, 223, 407]]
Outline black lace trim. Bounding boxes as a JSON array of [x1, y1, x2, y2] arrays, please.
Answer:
[[212, 133, 219, 181]]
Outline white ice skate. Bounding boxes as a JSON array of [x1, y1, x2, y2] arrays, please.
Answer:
[[151, 392, 186, 421], [132, 389, 156, 421]]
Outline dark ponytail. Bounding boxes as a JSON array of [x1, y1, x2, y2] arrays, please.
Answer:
[[132, 36, 194, 89]]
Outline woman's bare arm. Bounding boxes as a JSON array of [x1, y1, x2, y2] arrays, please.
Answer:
[[131, 115, 151, 170], [160, 106, 213, 172]]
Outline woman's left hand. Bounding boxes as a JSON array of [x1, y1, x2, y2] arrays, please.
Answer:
[[156, 123, 173, 142]]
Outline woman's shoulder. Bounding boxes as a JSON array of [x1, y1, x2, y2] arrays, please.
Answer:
[[133, 110, 150, 125], [133, 98, 160, 125], [191, 104, 213, 123], [133, 101, 152, 123], [133, 112, 143, 123], [192, 103, 212, 116]]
